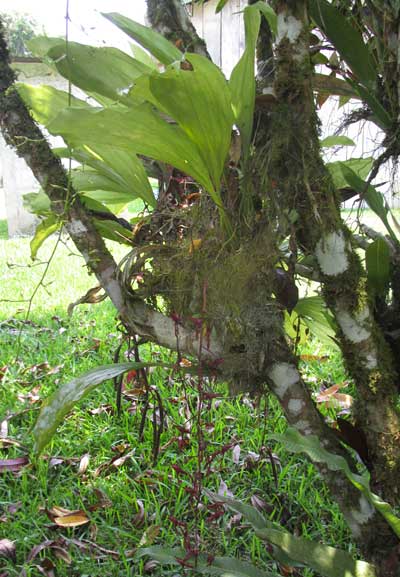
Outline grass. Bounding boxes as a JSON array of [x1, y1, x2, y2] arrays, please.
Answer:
[[0, 234, 354, 576]]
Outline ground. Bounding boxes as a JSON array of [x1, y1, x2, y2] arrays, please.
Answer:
[[0, 222, 367, 576]]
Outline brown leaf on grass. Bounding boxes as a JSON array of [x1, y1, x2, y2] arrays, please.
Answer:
[[0, 457, 29, 473], [300, 354, 329, 362], [53, 512, 90, 528], [0, 438, 25, 450], [0, 419, 8, 438], [88, 488, 112, 511], [316, 382, 353, 409], [132, 499, 145, 528], [45, 506, 90, 528], [232, 444, 241, 464], [77, 454, 90, 475], [139, 525, 161, 547], [0, 366, 8, 382], [218, 480, 233, 498], [0, 539, 16, 563], [52, 546, 72, 565]]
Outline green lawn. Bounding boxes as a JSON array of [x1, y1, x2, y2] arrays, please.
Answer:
[[0, 234, 353, 576]]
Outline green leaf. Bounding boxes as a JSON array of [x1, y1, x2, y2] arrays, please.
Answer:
[[254, 2, 277, 35], [320, 135, 355, 148], [30, 215, 61, 260], [200, 556, 276, 577], [129, 43, 158, 70], [35, 39, 151, 103], [207, 491, 376, 577], [309, 0, 376, 88], [338, 163, 398, 244], [146, 53, 233, 200], [326, 157, 373, 189], [215, 0, 229, 13], [102, 12, 182, 66], [73, 145, 156, 208], [17, 84, 90, 126], [23, 190, 51, 216], [33, 362, 171, 453], [229, 5, 261, 159], [347, 79, 392, 130], [93, 218, 134, 245], [365, 238, 391, 295], [48, 104, 214, 199], [137, 546, 277, 577], [137, 546, 183, 565], [294, 296, 337, 347], [271, 427, 400, 540]]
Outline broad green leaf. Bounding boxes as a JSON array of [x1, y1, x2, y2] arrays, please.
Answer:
[[28, 36, 63, 58], [365, 238, 391, 295], [17, 84, 90, 126], [102, 12, 182, 66], [215, 0, 229, 13], [93, 218, 134, 245], [33, 362, 172, 453], [23, 190, 51, 216], [207, 492, 375, 577], [271, 427, 400, 540], [200, 556, 276, 577], [48, 104, 214, 196], [320, 135, 355, 148], [229, 5, 261, 159], [137, 546, 183, 565], [130, 43, 158, 70], [30, 215, 61, 260], [326, 157, 373, 189], [347, 79, 392, 130], [146, 53, 233, 201], [254, 2, 277, 35], [309, 0, 376, 88], [255, 527, 375, 577], [294, 296, 337, 347], [338, 163, 398, 244], [35, 39, 151, 103], [137, 546, 277, 577], [67, 145, 155, 208]]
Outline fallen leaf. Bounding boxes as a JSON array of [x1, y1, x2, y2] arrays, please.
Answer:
[[0, 457, 29, 473], [78, 454, 90, 475], [0, 539, 16, 563], [132, 499, 145, 528], [232, 444, 241, 464], [139, 525, 161, 547], [53, 512, 90, 528], [218, 480, 233, 498]]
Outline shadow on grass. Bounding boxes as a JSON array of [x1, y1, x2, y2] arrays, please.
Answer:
[[0, 219, 8, 239]]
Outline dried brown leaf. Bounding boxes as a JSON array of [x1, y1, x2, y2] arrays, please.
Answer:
[[0, 457, 29, 473], [0, 539, 16, 563]]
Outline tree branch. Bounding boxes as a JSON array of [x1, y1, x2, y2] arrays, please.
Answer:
[[146, 0, 210, 58]]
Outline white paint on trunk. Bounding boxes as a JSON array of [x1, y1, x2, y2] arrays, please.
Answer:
[[268, 362, 300, 397], [68, 219, 88, 236], [347, 496, 375, 538], [294, 419, 313, 435], [315, 231, 349, 276], [364, 351, 378, 370], [336, 306, 371, 343], [276, 12, 302, 45], [287, 398, 304, 415]]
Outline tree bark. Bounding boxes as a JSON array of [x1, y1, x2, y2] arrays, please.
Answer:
[[266, 0, 400, 569]]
